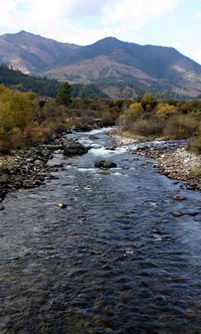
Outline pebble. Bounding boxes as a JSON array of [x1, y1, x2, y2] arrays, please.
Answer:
[[171, 210, 183, 217], [99, 171, 111, 175], [172, 194, 186, 201], [55, 203, 67, 209]]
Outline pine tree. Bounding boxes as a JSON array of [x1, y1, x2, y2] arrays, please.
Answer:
[[56, 82, 71, 106]]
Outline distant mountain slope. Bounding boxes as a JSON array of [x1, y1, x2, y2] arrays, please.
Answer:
[[0, 30, 80, 73], [1, 31, 201, 98]]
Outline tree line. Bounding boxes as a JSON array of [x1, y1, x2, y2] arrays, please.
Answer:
[[0, 64, 108, 99]]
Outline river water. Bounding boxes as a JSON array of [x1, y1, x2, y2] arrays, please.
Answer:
[[1, 128, 201, 333]]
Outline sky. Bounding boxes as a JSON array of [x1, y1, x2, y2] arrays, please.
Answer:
[[0, 0, 201, 64]]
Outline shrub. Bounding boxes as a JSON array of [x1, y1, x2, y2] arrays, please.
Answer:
[[33, 100, 66, 124], [128, 102, 144, 119], [9, 127, 26, 149], [164, 115, 199, 139], [0, 127, 11, 153], [117, 103, 144, 131], [23, 121, 46, 143], [187, 136, 201, 155], [190, 168, 201, 176], [129, 118, 164, 137], [155, 103, 178, 118]]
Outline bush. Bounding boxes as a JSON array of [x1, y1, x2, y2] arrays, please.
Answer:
[[155, 103, 178, 118], [129, 118, 164, 137], [0, 127, 12, 153], [9, 127, 26, 149], [117, 103, 144, 131], [190, 168, 201, 176], [164, 115, 199, 139], [187, 136, 201, 155]]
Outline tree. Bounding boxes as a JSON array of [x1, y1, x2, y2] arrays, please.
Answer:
[[128, 102, 144, 120], [0, 86, 36, 131], [155, 103, 178, 118], [56, 82, 71, 106], [141, 92, 156, 111]]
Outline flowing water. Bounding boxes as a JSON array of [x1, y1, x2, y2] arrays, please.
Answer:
[[1, 128, 201, 333]]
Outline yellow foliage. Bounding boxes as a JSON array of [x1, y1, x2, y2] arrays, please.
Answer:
[[155, 103, 178, 118], [128, 102, 144, 120], [0, 86, 36, 131], [0, 85, 7, 95]]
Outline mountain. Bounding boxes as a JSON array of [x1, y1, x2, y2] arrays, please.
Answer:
[[0, 30, 80, 73], [1, 31, 201, 98]]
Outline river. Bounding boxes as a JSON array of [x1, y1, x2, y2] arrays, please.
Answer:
[[1, 128, 201, 333]]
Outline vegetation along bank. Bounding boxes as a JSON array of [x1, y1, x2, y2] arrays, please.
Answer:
[[0, 75, 201, 200], [114, 92, 201, 190]]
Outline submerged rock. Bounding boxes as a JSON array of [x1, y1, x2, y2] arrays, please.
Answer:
[[89, 135, 98, 140], [94, 160, 117, 169], [98, 171, 111, 175]]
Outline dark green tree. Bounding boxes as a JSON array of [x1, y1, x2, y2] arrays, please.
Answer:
[[56, 82, 71, 106]]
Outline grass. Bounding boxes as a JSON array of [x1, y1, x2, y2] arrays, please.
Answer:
[[190, 167, 201, 177]]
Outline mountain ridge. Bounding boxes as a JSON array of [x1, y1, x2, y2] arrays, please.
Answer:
[[0, 31, 201, 98]]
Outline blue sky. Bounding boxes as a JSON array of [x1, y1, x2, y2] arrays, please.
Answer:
[[0, 0, 201, 64]]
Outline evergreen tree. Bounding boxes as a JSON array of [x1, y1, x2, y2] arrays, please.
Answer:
[[56, 82, 71, 106]]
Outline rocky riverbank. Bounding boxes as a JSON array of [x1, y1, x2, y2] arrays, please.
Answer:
[[111, 131, 201, 191], [0, 134, 89, 202]]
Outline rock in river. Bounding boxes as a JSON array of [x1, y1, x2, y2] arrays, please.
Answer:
[[171, 210, 183, 217], [94, 160, 117, 169], [62, 139, 89, 156], [172, 194, 186, 201], [55, 203, 67, 209]]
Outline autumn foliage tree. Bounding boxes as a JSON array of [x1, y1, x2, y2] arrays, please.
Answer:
[[0, 85, 36, 131]]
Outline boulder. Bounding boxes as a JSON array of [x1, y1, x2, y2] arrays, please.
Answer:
[[94, 160, 117, 169], [62, 140, 88, 156]]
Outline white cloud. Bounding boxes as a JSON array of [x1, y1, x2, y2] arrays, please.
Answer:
[[102, 0, 178, 26], [194, 12, 201, 18], [0, 0, 17, 25], [0, 0, 179, 44]]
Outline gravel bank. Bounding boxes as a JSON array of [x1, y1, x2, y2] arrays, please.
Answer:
[[0, 135, 89, 202], [112, 131, 201, 191], [155, 148, 201, 190]]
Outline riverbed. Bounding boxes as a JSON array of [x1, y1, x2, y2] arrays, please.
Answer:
[[1, 128, 201, 333]]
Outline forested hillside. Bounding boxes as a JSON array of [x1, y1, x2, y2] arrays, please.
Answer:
[[0, 65, 108, 99]]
